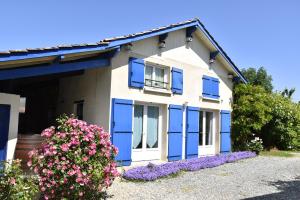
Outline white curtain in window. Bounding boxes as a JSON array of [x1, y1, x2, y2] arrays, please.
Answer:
[[147, 106, 159, 148], [145, 66, 153, 86], [205, 112, 213, 145], [133, 105, 143, 149], [155, 68, 164, 88]]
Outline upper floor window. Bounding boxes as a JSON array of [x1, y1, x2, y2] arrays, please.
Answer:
[[202, 75, 220, 99], [145, 64, 169, 89]]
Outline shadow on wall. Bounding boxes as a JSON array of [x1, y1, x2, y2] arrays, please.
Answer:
[[243, 176, 300, 200]]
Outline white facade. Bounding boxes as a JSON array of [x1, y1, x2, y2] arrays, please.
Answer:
[[58, 28, 235, 163]]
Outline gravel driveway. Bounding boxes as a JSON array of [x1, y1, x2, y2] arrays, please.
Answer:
[[107, 156, 300, 200]]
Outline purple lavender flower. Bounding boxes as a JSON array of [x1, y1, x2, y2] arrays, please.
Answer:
[[122, 151, 256, 181]]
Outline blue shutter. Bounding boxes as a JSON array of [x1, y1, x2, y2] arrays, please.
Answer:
[[185, 106, 199, 159], [171, 68, 183, 94], [211, 77, 220, 99], [168, 104, 183, 161], [220, 110, 231, 153], [202, 75, 219, 99], [128, 57, 145, 88], [0, 104, 10, 161], [111, 98, 133, 166], [202, 75, 211, 98]]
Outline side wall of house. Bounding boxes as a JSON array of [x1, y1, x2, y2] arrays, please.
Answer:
[[57, 67, 111, 130], [110, 29, 234, 160], [0, 93, 20, 161]]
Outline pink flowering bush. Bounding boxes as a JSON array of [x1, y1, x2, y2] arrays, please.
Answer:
[[28, 115, 119, 199]]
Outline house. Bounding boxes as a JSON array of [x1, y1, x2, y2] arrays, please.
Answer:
[[0, 18, 246, 166]]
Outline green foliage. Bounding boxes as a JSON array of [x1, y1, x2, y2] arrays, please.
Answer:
[[241, 67, 273, 92], [262, 93, 300, 150], [246, 137, 264, 154], [0, 159, 39, 200], [233, 80, 300, 151], [281, 87, 296, 99], [232, 84, 272, 150]]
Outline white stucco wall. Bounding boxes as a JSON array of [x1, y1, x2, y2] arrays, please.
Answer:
[[110, 29, 234, 157], [0, 93, 20, 161], [57, 28, 235, 159], [58, 67, 111, 130]]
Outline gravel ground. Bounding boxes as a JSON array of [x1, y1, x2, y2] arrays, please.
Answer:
[[107, 156, 300, 200]]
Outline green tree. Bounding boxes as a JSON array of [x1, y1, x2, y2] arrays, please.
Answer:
[[232, 84, 272, 150], [262, 93, 300, 150], [281, 87, 296, 99], [241, 67, 273, 92]]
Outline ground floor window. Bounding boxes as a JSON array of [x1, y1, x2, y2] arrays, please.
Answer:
[[133, 104, 160, 150], [199, 111, 215, 147]]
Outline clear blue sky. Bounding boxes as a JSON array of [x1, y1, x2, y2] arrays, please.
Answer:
[[1, 0, 299, 100]]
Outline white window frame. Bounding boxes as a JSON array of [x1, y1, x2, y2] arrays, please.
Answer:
[[132, 102, 163, 161], [199, 110, 216, 156], [145, 62, 170, 90]]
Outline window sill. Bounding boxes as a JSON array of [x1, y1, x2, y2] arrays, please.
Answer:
[[200, 96, 220, 102], [144, 86, 172, 95]]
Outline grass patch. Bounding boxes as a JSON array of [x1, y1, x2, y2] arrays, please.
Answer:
[[260, 150, 296, 157]]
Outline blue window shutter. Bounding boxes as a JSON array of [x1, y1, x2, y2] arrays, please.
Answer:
[[171, 68, 183, 94], [185, 106, 200, 159], [168, 104, 183, 161], [111, 98, 133, 166], [0, 104, 10, 161], [202, 75, 219, 99], [211, 77, 220, 99], [128, 57, 145, 88], [202, 75, 211, 98], [220, 110, 231, 153]]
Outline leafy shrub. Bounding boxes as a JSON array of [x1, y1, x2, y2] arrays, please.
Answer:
[[0, 159, 38, 200], [28, 115, 119, 199], [262, 93, 300, 150], [123, 151, 256, 181], [232, 84, 272, 150], [246, 137, 264, 154]]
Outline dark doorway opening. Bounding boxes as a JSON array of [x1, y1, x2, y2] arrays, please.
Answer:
[[0, 71, 83, 168]]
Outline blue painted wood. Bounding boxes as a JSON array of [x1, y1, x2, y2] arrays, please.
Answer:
[[171, 68, 183, 94], [128, 57, 145, 88], [202, 75, 219, 99], [220, 110, 231, 153], [0, 104, 10, 161], [0, 57, 110, 80], [211, 77, 220, 99], [111, 98, 133, 166], [185, 106, 200, 159], [168, 104, 183, 161], [202, 75, 211, 98]]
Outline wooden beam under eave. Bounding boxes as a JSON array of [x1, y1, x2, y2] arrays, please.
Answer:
[[0, 56, 57, 69]]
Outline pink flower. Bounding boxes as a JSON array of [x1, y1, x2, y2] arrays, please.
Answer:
[[88, 149, 96, 156], [27, 160, 32, 167], [60, 144, 69, 152], [82, 157, 88, 162], [9, 178, 16, 185]]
